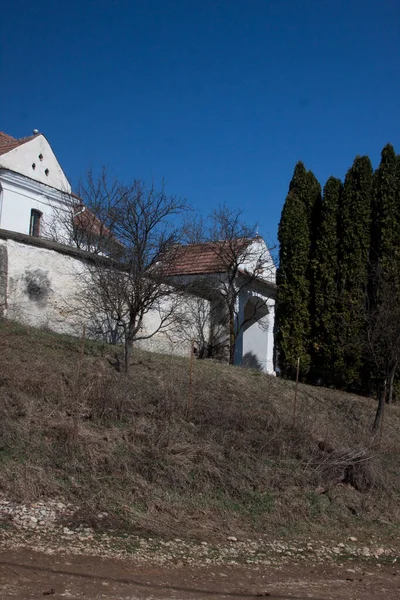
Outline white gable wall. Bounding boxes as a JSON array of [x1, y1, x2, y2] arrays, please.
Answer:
[[0, 136, 71, 193], [239, 237, 276, 283]]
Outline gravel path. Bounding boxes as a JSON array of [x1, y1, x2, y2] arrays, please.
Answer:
[[1, 497, 400, 599]]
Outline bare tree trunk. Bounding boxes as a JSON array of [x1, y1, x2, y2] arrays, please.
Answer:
[[387, 363, 397, 404], [124, 335, 133, 374], [229, 311, 235, 365], [372, 382, 386, 433]]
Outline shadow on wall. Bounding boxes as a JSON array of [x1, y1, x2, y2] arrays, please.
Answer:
[[242, 351, 264, 372]]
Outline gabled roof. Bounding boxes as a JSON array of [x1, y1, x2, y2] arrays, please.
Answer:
[[164, 239, 252, 276], [0, 132, 40, 156], [73, 203, 110, 239]]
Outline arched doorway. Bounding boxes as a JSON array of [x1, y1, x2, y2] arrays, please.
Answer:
[[242, 296, 269, 371]]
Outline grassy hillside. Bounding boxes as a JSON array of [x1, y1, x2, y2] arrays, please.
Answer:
[[0, 320, 399, 539]]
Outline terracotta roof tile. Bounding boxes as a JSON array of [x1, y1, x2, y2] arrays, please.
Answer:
[[73, 204, 110, 238], [0, 131, 40, 156], [164, 239, 251, 276]]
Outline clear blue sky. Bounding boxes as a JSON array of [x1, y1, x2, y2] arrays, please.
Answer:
[[1, 0, 399, 243]]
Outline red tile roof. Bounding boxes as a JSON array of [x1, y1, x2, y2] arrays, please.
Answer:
[[164, 239, 252, 276], [72, 204, 124, 255], [73, 204, 110, 239], [0, 131, 40, 156]]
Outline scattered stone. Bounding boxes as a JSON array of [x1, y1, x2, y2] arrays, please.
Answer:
[[1, 494, 399, 569]]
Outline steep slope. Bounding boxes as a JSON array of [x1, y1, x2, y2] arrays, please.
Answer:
[[0, 320, 399, 537]]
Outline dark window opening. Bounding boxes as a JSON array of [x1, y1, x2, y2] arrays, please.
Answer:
[[45, 168, 49, 176], [38, 154, 43, 161], [29, 209, 42, 237], [32, 163, 36, 170]]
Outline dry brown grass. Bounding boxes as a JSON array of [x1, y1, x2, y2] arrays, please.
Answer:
[[1, 319, 400, 538]]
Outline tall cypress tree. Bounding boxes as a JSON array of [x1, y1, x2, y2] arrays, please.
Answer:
[[310, 177, 342, 384], [336, 156, 373, 389], [367, 144, 400, 398], [276, 162, 321, 379], [371, 144, 399, 276]]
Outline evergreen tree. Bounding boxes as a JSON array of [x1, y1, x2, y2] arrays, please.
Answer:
[[276, 162, 321, 379], [371, 144, 399, 277], [310, 177, 342, 384], [367, 144, 400, 399], [336, 156, 373, 389]]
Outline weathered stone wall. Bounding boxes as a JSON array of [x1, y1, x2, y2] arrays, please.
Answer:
[[3, 237, 86, 336], [0, 242, 7, 316], [0, 230, 209, 358], [0, 230, 275, 372]]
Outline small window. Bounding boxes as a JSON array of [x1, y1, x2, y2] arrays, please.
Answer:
[[29, 209, 42, 237], [38, 153, 43, 161], [45, 168, 49, 176], [32, 163, 36, 170]]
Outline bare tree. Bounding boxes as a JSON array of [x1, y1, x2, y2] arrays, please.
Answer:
[[181, 204, 276, 365], [48, 169, 189, 374]]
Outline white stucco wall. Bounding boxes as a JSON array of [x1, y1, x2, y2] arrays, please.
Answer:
[[234, 288, 275, 375], [0, 170, 71, 239], [239, 237, 276, 283], [136, 293, 211, 357], [241, 300, 275, 374], [0, 135, 71, 193], [0, 237, 207, 359], [2, 238, 87, 336], [0, 235, 275, 371]]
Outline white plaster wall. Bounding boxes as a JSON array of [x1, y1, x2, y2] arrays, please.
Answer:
[[3, 239, 87, 336], [136, 293, 211, 357], [1, 238, 209, 359], [242, 316, 268, 369], [0, 136, 71, 193], [241, 299, 275, 374], [0, 237, 272, 368], [0, 171, 71, 239], [235, 289, 275, 375], [240, 237, 276, 283]]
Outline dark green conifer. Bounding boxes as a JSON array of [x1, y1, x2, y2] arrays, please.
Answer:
[[336, 156, 373, 389], [310, 177, 342, 384], [276, 162, 321, 379], [367, 144, 400, 398], [371, 144, 399, 277]]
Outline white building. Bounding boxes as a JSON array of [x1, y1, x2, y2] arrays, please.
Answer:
[[0, 131, 71, 238], [0, 130, 276, 373]]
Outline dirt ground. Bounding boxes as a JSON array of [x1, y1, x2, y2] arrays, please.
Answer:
[[0, 549, 399, 600]]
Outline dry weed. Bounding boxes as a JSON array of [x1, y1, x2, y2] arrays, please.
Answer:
[[0, 320, 400, 536]]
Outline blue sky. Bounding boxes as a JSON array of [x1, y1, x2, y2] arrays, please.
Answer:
[[1, 0, 399, 243]]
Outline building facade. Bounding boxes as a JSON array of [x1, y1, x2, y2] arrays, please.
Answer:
[[0, 130, 276, 373]]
